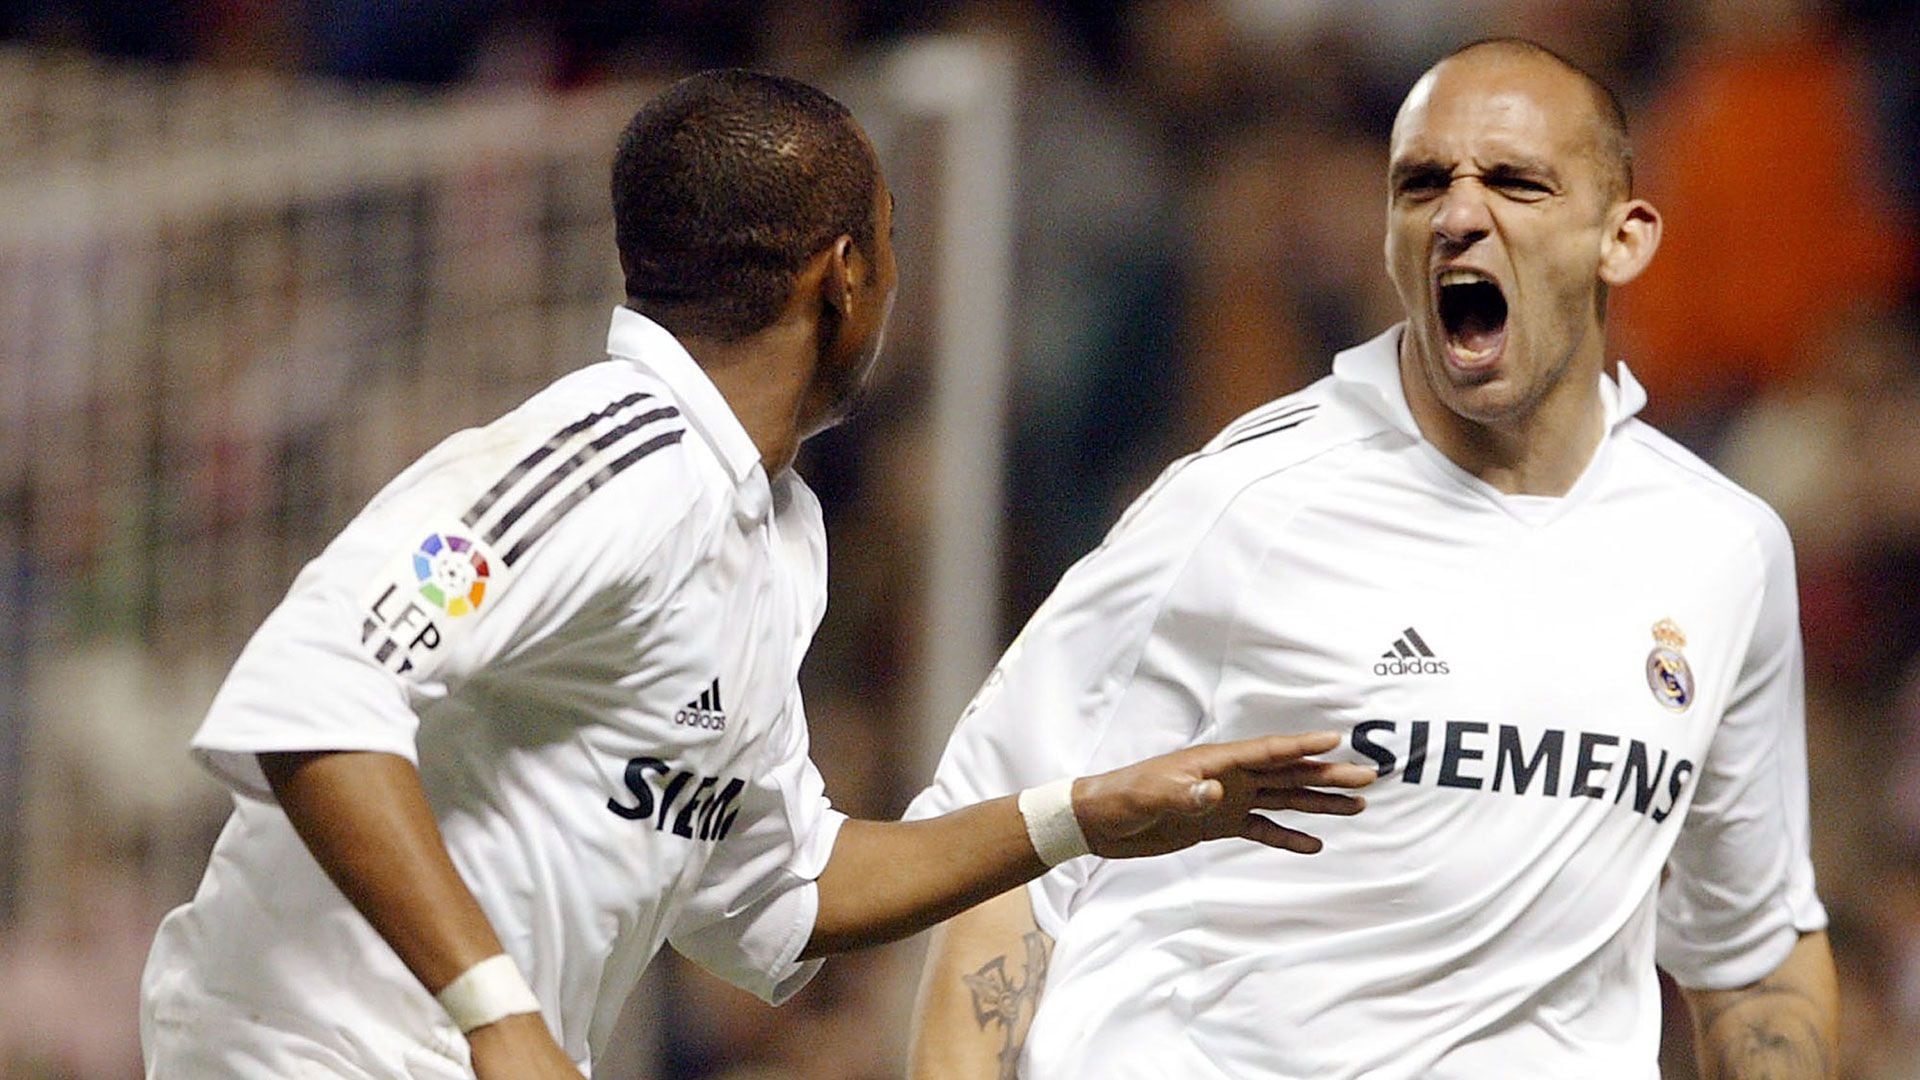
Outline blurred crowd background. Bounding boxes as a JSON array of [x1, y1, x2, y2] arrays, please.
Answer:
[[1, 0, 1916, 1077]]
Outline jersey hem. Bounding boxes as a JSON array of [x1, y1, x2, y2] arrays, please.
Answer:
[[1661, 912, 1828, 992]]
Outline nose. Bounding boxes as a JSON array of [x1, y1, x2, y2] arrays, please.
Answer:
[[1431, 180, 1492, 251]]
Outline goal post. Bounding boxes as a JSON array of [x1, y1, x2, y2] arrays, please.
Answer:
[[869, 36, 1018, 780]]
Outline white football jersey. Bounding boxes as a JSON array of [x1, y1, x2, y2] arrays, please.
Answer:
[[142, 308, 845, 1078], [909, 325, 1825, 1079]]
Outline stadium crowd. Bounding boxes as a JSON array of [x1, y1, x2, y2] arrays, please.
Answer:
[[0, 1, 1914, 1077]]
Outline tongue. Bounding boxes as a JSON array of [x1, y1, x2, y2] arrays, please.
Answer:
[[1441, 281, 1507, 358], [1454, 308, 1504, 355]]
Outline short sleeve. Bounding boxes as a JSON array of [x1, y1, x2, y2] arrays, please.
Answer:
[[905, 460, 1249, 935], [190, 543, 433, 798], [668, 689, 846, 1004], [1657, 510, 1827, 989], [191, 406, 700, 800]]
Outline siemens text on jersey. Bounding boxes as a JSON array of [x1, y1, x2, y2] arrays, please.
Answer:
[[607, 756, 747, 842], [1351, 719, 1696, 822]]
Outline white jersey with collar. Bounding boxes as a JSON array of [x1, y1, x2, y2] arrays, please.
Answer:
[[908, 325, 1825, 1079], [142, 307, 845, 1077]]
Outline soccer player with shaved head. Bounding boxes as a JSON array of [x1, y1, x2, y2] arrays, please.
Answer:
[[910, 39, 1835, 1079], [137, 70, 1374, 1080]]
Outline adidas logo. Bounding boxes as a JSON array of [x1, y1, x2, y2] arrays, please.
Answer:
[[674, 678, 728, 732], [1374, 627, 1450, 676]]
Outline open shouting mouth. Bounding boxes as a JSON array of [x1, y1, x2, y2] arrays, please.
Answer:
[[1436, 268, 1508, 371]]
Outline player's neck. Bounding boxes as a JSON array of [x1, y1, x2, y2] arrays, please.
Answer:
[[679, 320, 816, 477], [1402, 351, 1608, 498]]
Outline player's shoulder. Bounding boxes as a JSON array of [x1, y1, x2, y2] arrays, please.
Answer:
[[1615, 417, 1794, 565], [1146, 377, 1392, 509], [369, 360, 713, 573], [485, 359, 720, 545], [1200, 376, 1378, 456], [498, 359, 694, 471], [1099, 376, 1392, 554]]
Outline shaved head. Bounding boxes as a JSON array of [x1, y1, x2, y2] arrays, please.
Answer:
[[1414, 38, 1633, 200], [1384, 32, 1663, 451]]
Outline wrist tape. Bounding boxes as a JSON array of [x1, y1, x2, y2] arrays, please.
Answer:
[[436, 954, 541, 1033], [1018, 778, 1092, 867]]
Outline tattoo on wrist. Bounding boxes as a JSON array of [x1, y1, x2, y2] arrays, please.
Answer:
[[961, 932, 1051, 1080]]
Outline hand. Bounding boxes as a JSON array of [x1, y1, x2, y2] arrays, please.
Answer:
[[467, 1012, 584, 1079], [1072, 731, 1372, 859]]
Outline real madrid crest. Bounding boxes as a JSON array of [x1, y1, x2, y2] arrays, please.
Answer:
[[1645, 618, 1694, 713]]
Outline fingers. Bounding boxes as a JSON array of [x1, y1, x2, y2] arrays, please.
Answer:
[[1083, 731, 1379, 856], [1247, 788, 1366, 816], [1183, 731, 1343, 775], [1235, 814, 1326, 855], [1241, 761, 1379, 790]]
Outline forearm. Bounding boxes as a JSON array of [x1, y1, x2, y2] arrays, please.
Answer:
[[260, 750, 509, 994], [1684, 930, 1839, 1080], [909, 887, 1051, 1080], [803, 731, 1371, 958], [803, 798, 1044, 959]]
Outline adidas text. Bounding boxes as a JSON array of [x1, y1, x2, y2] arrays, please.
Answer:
[[1374, 658, 1450, 676], [674, 707, 726, 731]]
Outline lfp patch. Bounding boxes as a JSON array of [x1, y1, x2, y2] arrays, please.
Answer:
[[413, 532, 489, 616], [360, 526, 510, 676]]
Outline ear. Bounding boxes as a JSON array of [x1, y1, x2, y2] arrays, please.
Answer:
[[1598, 198, 1661, 287], [820, 235, 861, 321]]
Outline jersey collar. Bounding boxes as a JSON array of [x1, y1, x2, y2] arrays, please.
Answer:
[[1332, 322, 1649, 438], [606, 306, 764, 485]]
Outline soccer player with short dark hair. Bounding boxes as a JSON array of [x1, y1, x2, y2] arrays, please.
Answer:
[[138, 70, 1374, 1079]]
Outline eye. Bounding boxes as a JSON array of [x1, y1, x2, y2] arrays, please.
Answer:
[[1394, 169, 1448, 199], [1490, 176, 1553, 199]]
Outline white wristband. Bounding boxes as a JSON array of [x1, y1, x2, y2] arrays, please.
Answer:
[[1018, 778, 1092, 867], [435, 954, 541, 1033]]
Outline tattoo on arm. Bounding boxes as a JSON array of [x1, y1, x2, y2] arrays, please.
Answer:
[[960, 931, 1051, 1080], [1696, 982, 1833, 1079], [1712, 1015, 1829, 1080]]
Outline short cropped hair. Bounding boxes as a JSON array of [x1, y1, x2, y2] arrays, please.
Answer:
[[612, 70, 879, 342], [1442, 37, 1634, 198]]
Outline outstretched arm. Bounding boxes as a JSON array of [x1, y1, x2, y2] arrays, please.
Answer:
[[261, 750, 585, 1079], [1680, 930, 1838, 1080], [908, 887, 1051, 1080], [802, 730, 1371, 957]]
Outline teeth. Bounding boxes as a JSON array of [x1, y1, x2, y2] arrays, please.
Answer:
[[1438, 269, 1492, 287]]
